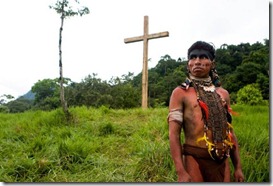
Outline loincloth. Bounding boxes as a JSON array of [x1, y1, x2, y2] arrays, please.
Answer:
[[183, 144, 229, 182]]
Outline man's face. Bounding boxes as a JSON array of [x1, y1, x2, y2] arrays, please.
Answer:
[[187, 49, 213, 78]]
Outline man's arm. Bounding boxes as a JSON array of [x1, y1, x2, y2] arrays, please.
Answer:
[[168, 87, 191, 182], [230, 131, 244, 182], [168, 121, 191, 182], [222, 88, 244, 182]]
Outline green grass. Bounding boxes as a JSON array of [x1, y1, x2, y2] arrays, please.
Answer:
[[231, 105, 270, 182], [0, 105, 269, 182]]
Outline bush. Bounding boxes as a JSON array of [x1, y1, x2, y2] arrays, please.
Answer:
[[0, 105, 9, 113], [236, 84, 264, 105]]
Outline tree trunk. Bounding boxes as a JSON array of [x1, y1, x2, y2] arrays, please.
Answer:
[[59, 8, 70, 120]]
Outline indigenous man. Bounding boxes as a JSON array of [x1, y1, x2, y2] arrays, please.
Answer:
[[168, 41, 244, 182]]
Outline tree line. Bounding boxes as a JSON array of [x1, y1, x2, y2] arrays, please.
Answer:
[[0, 39, 269, 113]]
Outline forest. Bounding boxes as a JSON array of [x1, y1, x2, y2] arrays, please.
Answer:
[[0, 38, 269, 113]]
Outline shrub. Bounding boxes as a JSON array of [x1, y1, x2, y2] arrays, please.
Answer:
[[236, 84, 264, 105]]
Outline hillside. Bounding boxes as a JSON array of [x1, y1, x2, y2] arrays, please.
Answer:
[[21, 90, 35, 100], [0, 105, 269, 182]]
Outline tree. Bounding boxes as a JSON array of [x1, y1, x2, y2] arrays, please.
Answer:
[[110, 79, 140, 108], [6, 98, 33, 113], [0, 94, 14, 105], [49, 0, 90, 120], [31, 79, 60, 110], [236, 84, 264, 105], [0, 94, 14, 113]]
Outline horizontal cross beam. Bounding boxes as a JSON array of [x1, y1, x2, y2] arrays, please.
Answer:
[[124, 31, 169, 43]]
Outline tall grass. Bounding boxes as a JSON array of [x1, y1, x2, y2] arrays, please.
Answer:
[[0, 105, 269, 182], [231, 105, 270, 182]]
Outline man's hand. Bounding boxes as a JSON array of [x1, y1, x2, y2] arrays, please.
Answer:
[[234, 169, 244, 182], [177, 172, 192, 182]]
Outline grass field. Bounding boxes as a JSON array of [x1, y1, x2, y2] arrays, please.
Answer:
[[0, 105, 269, 182]]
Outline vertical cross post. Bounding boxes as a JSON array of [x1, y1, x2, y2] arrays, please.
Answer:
[[124, 16, 169, 109]]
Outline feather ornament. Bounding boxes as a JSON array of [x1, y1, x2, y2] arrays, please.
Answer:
[[228, 105, 239, 116], [196, 133, 215, 160], [227, 122, 233, 129], [228, 131, 235, 144], [198, 99, 209, 120], [224, 139, 234, 149]]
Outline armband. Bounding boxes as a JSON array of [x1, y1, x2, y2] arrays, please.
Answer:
[[167, 109, 183, 124]]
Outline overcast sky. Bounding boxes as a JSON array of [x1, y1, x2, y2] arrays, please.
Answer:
[[0, 0, 269, 99]]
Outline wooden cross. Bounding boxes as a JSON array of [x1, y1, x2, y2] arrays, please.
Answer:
[[124, 15, 169, 109]]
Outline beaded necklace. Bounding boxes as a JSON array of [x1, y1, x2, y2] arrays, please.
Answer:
[[183, 75, 234, 161]]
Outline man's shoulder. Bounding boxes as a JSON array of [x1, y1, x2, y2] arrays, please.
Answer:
[[172, 85, 194, 96], [216, 86, 229, 94], [216, 87, 230, 100], [171, 78, 194, 96]]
